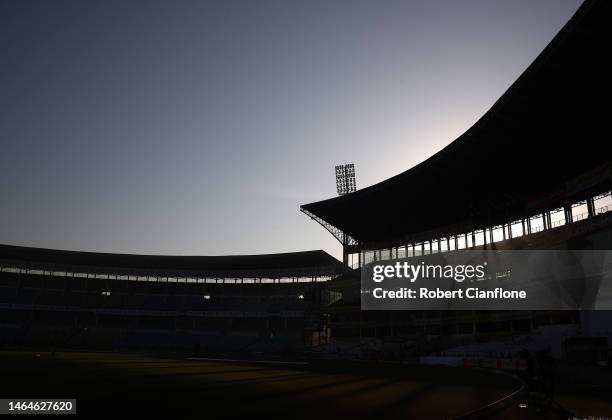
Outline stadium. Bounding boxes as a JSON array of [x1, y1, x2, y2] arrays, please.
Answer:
[[2, 0, 612, 418]]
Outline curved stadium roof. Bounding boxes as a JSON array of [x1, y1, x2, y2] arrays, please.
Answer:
[[0, 244, 343, 278], [302, 0, 612, 246]]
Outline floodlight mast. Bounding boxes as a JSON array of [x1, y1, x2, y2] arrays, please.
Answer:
[[334, 163, 358, 266]]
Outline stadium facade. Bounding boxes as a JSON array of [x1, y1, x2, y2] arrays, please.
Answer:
[[300, 0, 612, 359], [1, 0, 611, 363], [0, 245, 342, 353], [302, 0, 612, 269]]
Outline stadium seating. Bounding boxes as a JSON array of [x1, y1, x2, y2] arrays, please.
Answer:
[[0, 270, 325, 357]]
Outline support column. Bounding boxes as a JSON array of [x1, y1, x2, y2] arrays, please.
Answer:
[[546, 212, 553, 229], [342, 245, 349, 267], [527, 218, 532, 234], [587, 197, 596, 218], [564, 204, 573, 224]]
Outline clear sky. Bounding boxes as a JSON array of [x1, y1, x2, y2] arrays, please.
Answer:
[[1, 0, 582, 259]]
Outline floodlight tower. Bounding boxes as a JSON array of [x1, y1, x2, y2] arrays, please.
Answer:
[[335, 163, 357, 266]]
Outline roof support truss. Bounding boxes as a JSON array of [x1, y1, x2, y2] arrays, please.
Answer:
[[301, 208, 357, 246]]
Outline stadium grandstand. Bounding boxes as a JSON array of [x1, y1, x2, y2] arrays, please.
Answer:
[[2, 1, 612, 418], [0, 0, 608, 371], [0, 245, 343, 354], [302, 0, 612, 358], [302, 0, 612, 267]]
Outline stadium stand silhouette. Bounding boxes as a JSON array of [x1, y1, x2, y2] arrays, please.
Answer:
[[1, 0, 612, 418], [0, 247, 341, 355]]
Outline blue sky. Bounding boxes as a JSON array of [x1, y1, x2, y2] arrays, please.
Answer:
[[0, 0, 582, 259]]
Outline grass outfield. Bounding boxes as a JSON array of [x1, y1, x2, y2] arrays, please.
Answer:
[[0, 351, 521, 419]]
